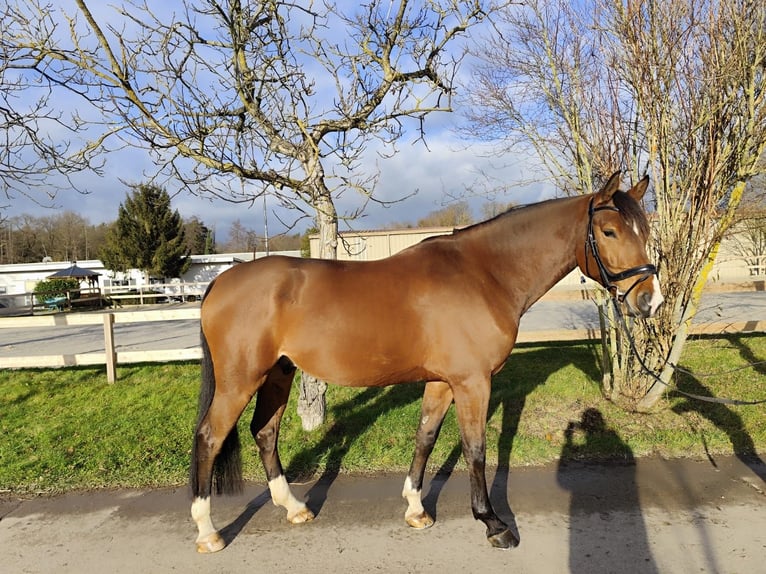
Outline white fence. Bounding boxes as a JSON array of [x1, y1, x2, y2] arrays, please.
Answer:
[[0, 308, 201, 382], [0, 282, 209, 316], [104, 281, 209, 304]]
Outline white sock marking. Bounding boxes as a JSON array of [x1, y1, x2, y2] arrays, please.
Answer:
[[268, 475, 307, 519], [191, 497, 216, 542], [402, 476, 425, 518]]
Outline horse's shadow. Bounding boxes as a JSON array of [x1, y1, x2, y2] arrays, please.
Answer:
[[219, 490, 272, 545], [290, 383, 427, 515], [220, 341, 602, 545], [221, 381, 425, 543]]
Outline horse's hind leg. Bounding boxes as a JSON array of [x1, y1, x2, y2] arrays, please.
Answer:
[[251, 357, 314, 525], [191, 387, 256, 553], [403, 380, 454, 529]]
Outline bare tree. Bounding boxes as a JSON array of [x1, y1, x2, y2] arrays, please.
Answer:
[[728, 215, 766, 276], [463, 0, 766, 409], [221, 220, 258, 253], [7, 0, 501, 428], [480, 200, 516, 219], [0, 4, 99, 210], [0, 211, 107, 263], [728, 176, 766, 275], [417, 201, 474, 227]]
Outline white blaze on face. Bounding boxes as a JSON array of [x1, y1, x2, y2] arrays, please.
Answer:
[[647, 275, 664, 317]]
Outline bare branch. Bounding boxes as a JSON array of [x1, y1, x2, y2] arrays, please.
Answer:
[[0, 1, 103, 204], [6, 1, 503, 236]]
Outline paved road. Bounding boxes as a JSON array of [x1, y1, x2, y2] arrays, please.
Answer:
[[2, 292, 766, 358], [1, 456, 764, 573], [0, 305, 200, 357]]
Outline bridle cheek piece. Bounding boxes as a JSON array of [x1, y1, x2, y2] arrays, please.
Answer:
[[585, 198, 658, 304]]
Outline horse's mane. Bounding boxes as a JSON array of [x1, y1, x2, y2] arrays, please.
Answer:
[[454, 191, 649, 238], [452, 197, 560, 236]]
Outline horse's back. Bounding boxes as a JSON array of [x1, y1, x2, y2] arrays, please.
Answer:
[[204, 247, 468, 310], [201, 254, 417, 357]]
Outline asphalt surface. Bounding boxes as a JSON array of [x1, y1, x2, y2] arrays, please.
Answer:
[[1, 456, 764, 573]]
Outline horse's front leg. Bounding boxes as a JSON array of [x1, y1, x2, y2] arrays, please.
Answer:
[[453, 377, 520, 549], [402, 380, 454, 529]]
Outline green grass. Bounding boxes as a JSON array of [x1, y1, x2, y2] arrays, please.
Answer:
[[1, 335, 765, 494]]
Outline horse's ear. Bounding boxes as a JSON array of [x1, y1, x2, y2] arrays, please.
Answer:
[[628, 175, 650, 201], [596, 171, 622, 202]]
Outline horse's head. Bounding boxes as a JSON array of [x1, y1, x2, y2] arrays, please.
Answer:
[[577, 172, 664, 318]]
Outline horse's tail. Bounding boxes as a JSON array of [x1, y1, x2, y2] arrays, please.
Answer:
[[190, 285, 243, 497]]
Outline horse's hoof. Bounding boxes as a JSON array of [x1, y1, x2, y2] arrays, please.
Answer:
[[196, 532, 226, 553], [405, 511, 435, 530], [487, 528, 520, 549], [287, 506, 315, 524]]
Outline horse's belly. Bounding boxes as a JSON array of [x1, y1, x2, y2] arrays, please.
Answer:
[[285, 339, 432, 388]]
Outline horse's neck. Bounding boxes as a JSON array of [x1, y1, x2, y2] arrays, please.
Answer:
[[465, 195, 585, 311]]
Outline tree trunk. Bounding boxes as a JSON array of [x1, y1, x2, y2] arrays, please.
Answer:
[[296, 371, 328, 432], [636, 248, 717, 411], [296, 184, 338, 431], [637, 180, 747, 411]]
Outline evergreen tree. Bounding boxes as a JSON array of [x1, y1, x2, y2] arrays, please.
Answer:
[[183, 216, 215, 255], [100, 184, 190, 279]]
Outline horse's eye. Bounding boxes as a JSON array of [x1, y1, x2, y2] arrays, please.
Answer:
[[603, 229, 616, 238]]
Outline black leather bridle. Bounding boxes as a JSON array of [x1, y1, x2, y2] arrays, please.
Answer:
[[585, 198, 658, 303]]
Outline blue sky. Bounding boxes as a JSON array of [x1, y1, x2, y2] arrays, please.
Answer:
[[4, 1, 556, 240]]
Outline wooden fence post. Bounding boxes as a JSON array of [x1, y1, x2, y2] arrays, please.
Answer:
[[103, 313, 117, 383]]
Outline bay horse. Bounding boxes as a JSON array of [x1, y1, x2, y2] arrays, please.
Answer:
[[190, 172, 664, 553]]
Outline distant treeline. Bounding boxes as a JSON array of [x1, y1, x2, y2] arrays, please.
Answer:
[[0, 199, 519, 265], [0, 212, 302, 265]]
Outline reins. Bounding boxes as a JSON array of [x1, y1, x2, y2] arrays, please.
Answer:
[[609, 297, 766, 406], [586, 197, 766, 406]]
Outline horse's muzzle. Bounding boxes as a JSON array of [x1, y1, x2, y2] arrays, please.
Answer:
[[633, 276, 664, 318]]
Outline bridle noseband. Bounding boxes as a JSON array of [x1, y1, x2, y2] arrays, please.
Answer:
[[585, 198, 658, 303]]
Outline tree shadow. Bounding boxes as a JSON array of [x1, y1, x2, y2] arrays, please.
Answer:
[[557, 408, 658, 573], [671, 335, 766, 483]]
